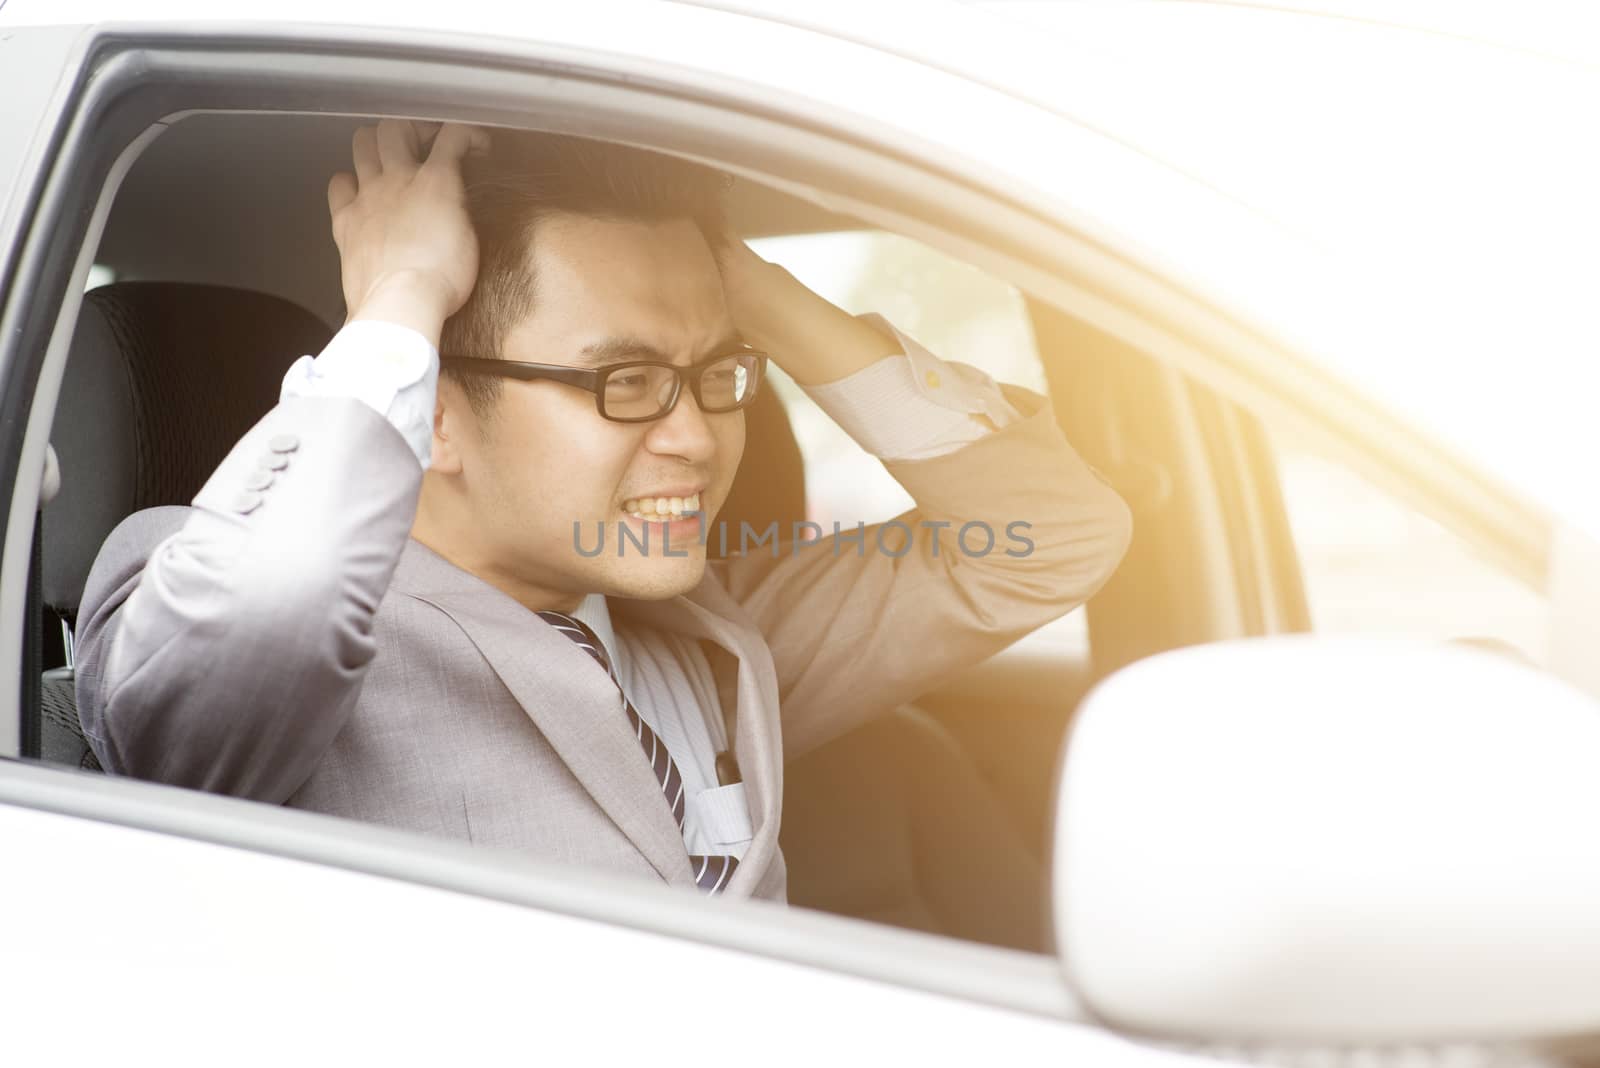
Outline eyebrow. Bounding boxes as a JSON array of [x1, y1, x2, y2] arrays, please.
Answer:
[[571, 331, 748, 370]]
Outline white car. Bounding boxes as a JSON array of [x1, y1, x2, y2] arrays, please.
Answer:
[[2, 1, 1598, 1064]]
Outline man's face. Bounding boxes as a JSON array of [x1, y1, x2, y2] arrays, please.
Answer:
[[426, 212, 747, 608]]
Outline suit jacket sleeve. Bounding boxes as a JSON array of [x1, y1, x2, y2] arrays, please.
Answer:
[[709, 384, 1132, 759], [74, 395, 423, 801]]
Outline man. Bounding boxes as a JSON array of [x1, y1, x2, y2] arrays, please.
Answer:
[[75, 120, 1131, 900]]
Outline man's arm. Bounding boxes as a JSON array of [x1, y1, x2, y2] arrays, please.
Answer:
[[709, 243, 1132, 760], [76, 399, 423, 798], [75, 121, 486, 799]]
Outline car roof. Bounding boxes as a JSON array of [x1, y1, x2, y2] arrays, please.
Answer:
[[5, 0, 1599, 534]]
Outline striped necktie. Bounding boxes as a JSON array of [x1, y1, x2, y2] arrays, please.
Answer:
[[538, 610, 739, 895]]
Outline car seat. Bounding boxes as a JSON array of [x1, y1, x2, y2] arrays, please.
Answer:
[[38, 282, 332, 768]]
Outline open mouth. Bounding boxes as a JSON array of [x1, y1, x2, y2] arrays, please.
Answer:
[[622, 492, 702, 522]]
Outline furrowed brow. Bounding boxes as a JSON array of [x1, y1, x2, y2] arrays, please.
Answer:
[[571, 337, 666, 369], [573, 331, 747, 369]]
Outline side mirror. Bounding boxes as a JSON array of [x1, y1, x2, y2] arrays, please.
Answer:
[[1055, 637, 1600, 1044]]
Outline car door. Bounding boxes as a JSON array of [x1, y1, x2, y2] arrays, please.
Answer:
[[0, 7, 1211, 1060], [3, 6, 1581, 1063]]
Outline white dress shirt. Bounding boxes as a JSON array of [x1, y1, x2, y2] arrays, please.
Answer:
[[281, 313, 1021, 858]]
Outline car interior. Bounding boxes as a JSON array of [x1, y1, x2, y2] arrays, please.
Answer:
[[28, 111, 1306, 956]]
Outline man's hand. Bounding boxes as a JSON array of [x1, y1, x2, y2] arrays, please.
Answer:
[[714, 235, 900, 387], [327, 120, 492, 347]]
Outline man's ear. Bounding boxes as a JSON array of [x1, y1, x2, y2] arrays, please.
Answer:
[[429, 383, 466, 476]]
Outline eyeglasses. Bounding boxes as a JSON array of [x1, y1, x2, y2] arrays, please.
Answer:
[[440, 348, 769, 423]]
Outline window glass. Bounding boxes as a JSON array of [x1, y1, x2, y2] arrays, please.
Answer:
[[745, 230, 1083, 655], [1270, 427, 1550, 665]]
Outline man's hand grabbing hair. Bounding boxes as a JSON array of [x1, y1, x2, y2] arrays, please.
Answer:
[[327, 119, 492, 347]]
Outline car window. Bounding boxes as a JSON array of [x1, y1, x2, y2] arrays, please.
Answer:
[[1268, 426, 1550, 666], [745, 230, 1085, 655]]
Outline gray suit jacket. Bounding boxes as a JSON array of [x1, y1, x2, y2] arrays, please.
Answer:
[[75, 386, 1130, 901]]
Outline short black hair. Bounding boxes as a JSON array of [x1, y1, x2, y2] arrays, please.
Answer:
[[440, 132, 732, 419]]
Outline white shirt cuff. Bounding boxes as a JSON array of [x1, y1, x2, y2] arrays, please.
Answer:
[[280, 319, 439, 469], [799, 313, 1024, 461]]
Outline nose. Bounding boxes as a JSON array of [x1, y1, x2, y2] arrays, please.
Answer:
[[642, 386, 718, 464]]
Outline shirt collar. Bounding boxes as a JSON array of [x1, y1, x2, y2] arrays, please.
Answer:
[[571, 592, 620, 667]]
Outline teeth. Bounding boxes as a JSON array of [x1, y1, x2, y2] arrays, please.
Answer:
[[622, 492, 700, 520]]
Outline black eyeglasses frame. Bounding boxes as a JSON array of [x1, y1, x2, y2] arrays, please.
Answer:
[[439, 349, 769, 424]]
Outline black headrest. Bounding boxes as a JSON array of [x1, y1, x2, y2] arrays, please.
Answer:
[[714, 385, 806, 556], [43, 282, 333, 615]]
